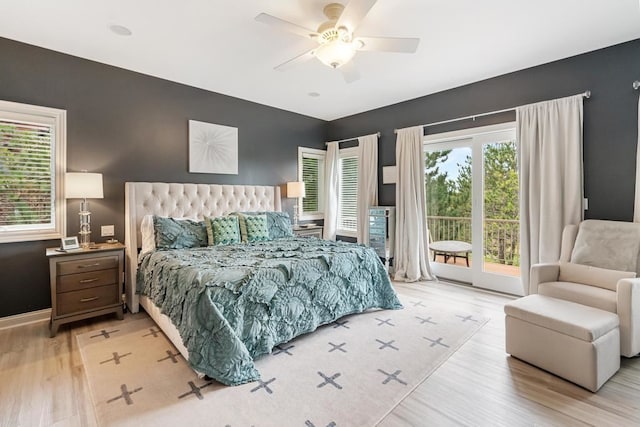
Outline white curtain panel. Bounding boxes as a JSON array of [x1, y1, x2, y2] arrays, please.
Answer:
[[518, 94, 584, 294], [356, 134, 379, 244], [323, 141, 340, 240], [634, 95, 640, 222], [394, 126, 435, 282]]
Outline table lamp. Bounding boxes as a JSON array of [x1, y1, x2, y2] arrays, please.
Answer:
[[286, 181, 306, 228], [65, 172, 103, 247]]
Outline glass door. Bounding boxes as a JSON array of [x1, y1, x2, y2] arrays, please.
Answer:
[[425, 123, 523, 295], [425, 139, 474, 284]]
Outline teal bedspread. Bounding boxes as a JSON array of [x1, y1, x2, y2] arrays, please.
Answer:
[[137, 238, 402, 386]]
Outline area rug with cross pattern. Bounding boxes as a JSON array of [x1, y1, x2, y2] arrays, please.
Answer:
[[77, 294, 488, 426]]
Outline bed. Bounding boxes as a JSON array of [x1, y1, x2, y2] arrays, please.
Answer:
[[125, 182, 402, 385]]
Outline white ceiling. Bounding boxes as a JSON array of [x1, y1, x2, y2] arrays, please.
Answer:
[[1, 0, 639, 121]]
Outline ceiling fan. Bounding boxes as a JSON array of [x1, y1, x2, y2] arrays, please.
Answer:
[[255, 0, 420, 83]]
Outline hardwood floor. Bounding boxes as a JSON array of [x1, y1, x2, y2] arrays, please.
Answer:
[[1, 281, 639, 426]]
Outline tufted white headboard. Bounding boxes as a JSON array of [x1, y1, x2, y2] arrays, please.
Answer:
[[124, 182, 281, 313]]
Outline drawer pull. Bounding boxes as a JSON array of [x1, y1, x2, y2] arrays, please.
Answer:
[[79, 296, 99, 303], [79, 278, 99, 284], [77, 263, 100, 269]]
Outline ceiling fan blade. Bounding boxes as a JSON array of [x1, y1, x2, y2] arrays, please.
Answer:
[[340, 61, 361, 83], [336, 0, 378, 33], [255, 13, 318, 39], [274, 48, 316, 71], [356, 36, 420, 53]]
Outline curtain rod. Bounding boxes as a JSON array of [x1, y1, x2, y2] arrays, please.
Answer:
[[634, 81, 640, 90], [393, 90, 591, 134], [325, 131, 381, 145]]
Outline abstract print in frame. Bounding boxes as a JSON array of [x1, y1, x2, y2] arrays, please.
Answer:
[[189, 120, 238, 174]]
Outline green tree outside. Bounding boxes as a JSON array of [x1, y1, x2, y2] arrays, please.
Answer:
[[0, 123, 53, 226], [425, 141, 519, 266]]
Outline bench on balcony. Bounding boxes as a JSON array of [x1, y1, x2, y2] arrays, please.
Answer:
[[429, 240, 472, 267]]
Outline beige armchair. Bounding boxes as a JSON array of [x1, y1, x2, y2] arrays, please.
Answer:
[[530, 219, 640, 357]]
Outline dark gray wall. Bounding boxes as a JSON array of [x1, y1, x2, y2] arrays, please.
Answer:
[[328, 39, 640, 221], [0, 37, 326, 317], [1, 37, 639, 317]]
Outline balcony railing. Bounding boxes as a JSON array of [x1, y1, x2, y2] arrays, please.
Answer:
[[427, 216, 520, 266]]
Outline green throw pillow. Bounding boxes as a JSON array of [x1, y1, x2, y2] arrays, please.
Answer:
[[153, 216, 207, 249], [236, 214, 270, 243], [206, 216, 241, 245]]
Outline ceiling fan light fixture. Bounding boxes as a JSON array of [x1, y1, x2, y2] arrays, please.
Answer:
[[258, 0, 420, 80], [315, 39, 357, 69], [337, 26, 351, 40]]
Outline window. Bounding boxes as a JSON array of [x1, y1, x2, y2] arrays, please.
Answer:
[[337, 147, 358, 236], [298, 147, 325, 220], [0, 100, 66, 243], [297, 145, 359, 236]]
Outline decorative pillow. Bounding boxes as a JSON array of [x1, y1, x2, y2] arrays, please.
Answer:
[[265, 212, 294, 239], [153, 216, 207, 249], [570, 220, 640, 273], [205, 216, 215, 246], [239, 211, 294, 239], [206, 216, 241, 245], [235, 213, 270, 243], [559, 262, 636, 292]]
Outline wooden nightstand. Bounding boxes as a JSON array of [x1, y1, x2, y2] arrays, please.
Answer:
[[46, 242, 125, 337], [293, 225, 324, 238]]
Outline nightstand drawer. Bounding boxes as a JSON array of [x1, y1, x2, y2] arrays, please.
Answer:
[[57, 285, 119, 316], [58, 268, 118, 293], [57, 256, 118, 276]]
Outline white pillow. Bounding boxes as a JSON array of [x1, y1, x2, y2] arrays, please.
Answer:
[[559, 262, 636, 291], [140, 215, 156, 255]]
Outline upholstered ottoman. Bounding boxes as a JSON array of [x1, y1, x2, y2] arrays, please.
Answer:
[[504, 294, 620, 392]]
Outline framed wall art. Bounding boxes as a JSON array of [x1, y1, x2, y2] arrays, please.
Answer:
[[188, 120, 238, 174]]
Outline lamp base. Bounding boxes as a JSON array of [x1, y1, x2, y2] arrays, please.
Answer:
[[293, 204, 299, 228], [79, 199, 92, 247], [79, 231, 91, 248]]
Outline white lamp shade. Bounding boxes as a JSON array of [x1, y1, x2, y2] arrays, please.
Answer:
[[65, 172, 104, 199], [287, 181, 306, 198]]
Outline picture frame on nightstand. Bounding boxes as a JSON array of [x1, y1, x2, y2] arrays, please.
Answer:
[[60, 236, 80, 251]]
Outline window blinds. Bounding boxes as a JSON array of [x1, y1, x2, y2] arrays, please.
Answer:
[[302, 156, 319, 213], [338, 155, 358, 232], [0, 119, 55, 227]]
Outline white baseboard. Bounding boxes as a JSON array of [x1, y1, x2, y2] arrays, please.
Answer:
[[0, 308, 51, 330]]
